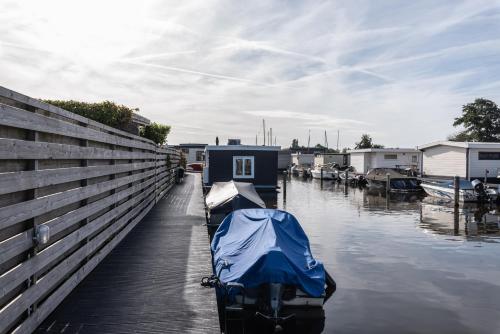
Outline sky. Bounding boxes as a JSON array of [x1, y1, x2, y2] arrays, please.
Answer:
[[1, 0, 500, 148]]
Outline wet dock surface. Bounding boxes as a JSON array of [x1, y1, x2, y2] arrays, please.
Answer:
[[37, 173, 219, 334]]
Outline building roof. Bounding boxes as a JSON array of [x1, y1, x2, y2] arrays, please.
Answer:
[[131, 113, 151, 126], [418, 141, 500, 150], [177, 143, 208, 148], [205, 145, 280, 151], [348, 148, 420, 153]]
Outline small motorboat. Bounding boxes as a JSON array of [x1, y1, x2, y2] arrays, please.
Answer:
[[205, 181, 266, 239], [310, 164, 336, 180], [366, 168, 421, 192], [420, 179, 498, 203], [207, 209, 335, 333]]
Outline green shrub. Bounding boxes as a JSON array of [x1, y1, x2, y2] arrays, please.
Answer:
[[140, 122, 171, 145], [43, 99, 135, 131]]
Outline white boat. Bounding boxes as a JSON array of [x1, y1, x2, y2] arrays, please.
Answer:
[[421, 179, 498, 202], [310, 165, 336, 180]]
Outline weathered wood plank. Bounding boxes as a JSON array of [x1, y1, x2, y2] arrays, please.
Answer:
[[0, 188, 156, 302], [0, 168, 158, 231], [1, 191, 156, 333], [0, 172, 164, 268], [11, 196, 156, 334], [0, 86, 154, 146], [0, 138, 156, 160], [0, 161, 158, 195], [0, 103, 154, 151]]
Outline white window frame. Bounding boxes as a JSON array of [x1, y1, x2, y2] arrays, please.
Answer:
[[233, 156, 254, 179]]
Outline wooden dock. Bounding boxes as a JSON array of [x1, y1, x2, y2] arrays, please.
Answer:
[[36, 173, 220, 334]]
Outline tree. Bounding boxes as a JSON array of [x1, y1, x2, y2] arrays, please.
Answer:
[[355, 134, 384, 149], [291, 139, 299, 149], [140, 122, 171, 145], [452, 98, 500, 142]]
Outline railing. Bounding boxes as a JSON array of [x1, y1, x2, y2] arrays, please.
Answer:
[[0, 86, 180, 334]]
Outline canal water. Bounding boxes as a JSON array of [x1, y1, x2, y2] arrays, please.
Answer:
[[276, 176, 500, 334]]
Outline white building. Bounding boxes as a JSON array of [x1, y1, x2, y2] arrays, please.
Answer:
[[314, 153, 349, 167], [177, 143, 207, 165], [418, 141, 500, 181], [348, 148, 421, 174], [291, 153, 315, 168]]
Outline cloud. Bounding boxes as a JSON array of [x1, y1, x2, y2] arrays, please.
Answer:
[[1, 0, 500, 149]]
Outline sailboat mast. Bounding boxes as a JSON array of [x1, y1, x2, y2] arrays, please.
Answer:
[[336, 130, 340, 151], [262, 119, 266, 146]]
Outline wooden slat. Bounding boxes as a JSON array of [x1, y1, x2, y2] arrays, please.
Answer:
[[1, 190, 156, 333], [0, 167, 159, 231], [0, 186, 156, 303], [0, 103, 154, 151], [0, 161, 157, 195], [0, 86, 154, 146], [11, 195, 156, 334], [0, 171, 165, 268], [0, 138, 156, 160]]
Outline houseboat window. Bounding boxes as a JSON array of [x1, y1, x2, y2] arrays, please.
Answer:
[[412, 155, 418, 163], [384, 154, 398, 160], [196, 151, 204, 161], [181, 148, 189, 153], [233, 156, 254, 178], [478, 152, 500, 160]]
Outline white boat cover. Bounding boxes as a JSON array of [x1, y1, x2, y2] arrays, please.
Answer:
[[206, 181, 266, 211]]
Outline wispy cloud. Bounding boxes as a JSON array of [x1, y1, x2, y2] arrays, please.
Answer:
[[1, 0, 500, 148]]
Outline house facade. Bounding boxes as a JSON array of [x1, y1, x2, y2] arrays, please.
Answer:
[[203, 145, 280, 190], [348, 148, 421, 174], [314, 153, 349, 167], [177, 143, 207, 165], [418, 141, 500, 182]]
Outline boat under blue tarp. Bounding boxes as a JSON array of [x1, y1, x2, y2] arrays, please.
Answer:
[[211, 209, 326, 297]]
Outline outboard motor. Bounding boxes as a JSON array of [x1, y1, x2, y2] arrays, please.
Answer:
[[471, 179, 489, 202]]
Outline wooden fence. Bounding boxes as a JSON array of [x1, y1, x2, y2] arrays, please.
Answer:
[[0, 86, 180, 334]]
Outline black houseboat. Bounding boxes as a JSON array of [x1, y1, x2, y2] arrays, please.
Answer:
[[202, 144, 280, 191]]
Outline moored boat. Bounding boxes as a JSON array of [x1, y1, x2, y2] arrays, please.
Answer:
[[208, 209, 335, 333], [310, 164, 336, 180], [205, 181, 266, 239], [420, 179, 497, 202], [366, 168, 421, 192]]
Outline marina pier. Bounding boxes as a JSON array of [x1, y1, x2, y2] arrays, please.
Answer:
[[36, 173, 219, 333]]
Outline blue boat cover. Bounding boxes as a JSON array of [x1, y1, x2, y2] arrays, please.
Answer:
[[211, 209, 325, 297]]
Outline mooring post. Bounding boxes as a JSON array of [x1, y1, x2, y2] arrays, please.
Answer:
[[320, 167, 324, 188], [386, 173, 391, 194], [345, 169, 349, 186], [283, 170, 287, 202], [454, 175, 460, 207]]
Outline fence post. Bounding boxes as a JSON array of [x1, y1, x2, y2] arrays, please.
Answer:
[[283, 171, 287, 202]]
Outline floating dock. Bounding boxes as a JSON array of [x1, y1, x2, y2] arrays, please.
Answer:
[[36, 173, 219, 334]]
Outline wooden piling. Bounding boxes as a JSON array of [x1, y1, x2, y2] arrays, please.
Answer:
[[344, 169, 349, 186], [386, 173, 391, 193], [320, 167, 324, 188], [454, 175, 460, 207], [283, 171, 287, 202]]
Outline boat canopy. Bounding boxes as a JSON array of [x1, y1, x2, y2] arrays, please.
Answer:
[[211, 209, 326, 297], [205, 181, 265, 213]]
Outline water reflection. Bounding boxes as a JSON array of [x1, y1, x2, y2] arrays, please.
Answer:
[[278, 176, 500, 333], [419, 200, 500, 242]]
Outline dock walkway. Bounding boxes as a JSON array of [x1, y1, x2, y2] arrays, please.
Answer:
[[36, 173, 219, 334]]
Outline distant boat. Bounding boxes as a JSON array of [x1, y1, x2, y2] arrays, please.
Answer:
[[366, 168, 421, 192], [420, 179, 498, 202], [210, 209, 335, 332], [310, 164, 336, 180]]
